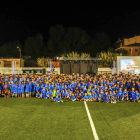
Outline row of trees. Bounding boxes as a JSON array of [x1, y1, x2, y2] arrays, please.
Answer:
[[0, 25, 116, 59]]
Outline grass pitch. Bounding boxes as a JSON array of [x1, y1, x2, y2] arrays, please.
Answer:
[[1, 98, 140, 140], [0, 98, 93, 140]]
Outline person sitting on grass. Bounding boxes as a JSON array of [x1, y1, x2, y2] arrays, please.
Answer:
[[82, 92, 89, 101], [76, 92, 82, 101], [98, 93, 103, 102], [70, 92, 76, 101], [131, 87, 136, 102], [136, 90, 140, 102], [111, 95, 117, 103], [88, 91, 93, 101], [103, 90, 110, 103], [93, 91, 98, 102], [3, 84, 10, 98], [53, 94, 63, 103], [64, 89, 70, 99], [122, 88, 128, 101], [108, 90, 113, 99]]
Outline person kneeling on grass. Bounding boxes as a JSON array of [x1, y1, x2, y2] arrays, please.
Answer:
[[53, 94, 63, 103], [122, 88, 128, 101], [3, 84, 10, 98], [36, 91, 42, 99]]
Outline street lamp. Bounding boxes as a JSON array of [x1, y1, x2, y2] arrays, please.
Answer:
[[17, 46, 21, 67]]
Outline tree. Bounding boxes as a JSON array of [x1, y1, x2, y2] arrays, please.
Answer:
[[0, 41, 21, 58], [37, 57, 53, 67], [97, 51, 122, 67], [24, 34, 44, 59], [61, 51, 91, 59], [93, 32, 111, 52]]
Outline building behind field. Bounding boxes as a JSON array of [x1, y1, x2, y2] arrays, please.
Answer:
[[116, 35, 140, 56], [0, 58, 24, 67]]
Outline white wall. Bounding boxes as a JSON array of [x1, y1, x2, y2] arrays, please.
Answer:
[[0, 67, 111, 75]]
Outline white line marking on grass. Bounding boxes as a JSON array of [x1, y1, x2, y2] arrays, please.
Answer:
[[84, 101, 99, 140]]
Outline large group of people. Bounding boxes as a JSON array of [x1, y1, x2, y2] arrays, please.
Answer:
[[0, 72, 140, 103]]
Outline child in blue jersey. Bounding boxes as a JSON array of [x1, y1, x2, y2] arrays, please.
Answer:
[[131, 87, 136, 102], [53, 94, 63, 103], [111, 95, 116, 103], [118, 87, 123, 101], [36, 91, 42, 98], [29, 81, 32, 97], [122, 88, 128, 101], [41, 86, 46, 99], [61, 89, 65, 99], [49, 89, 53, 99], [25, 82, 30, 98], [21, 82, 25, 98], [98, 93, 103, 102], [88, 92, 93, 101], [103, 91, 110, 103], [70, 93, 76, 101], [14, 82, 18, 98], [45, 88, 49, 99], [18, 82, 22, 98], [35, 83, 40, 95], [93, 91, 98, 102], [108, 90, 113, 100], [100, 89, 104, 99], [82, 93, 89, 101], [11, 81, 15, 98], [136, 90, 140, 102]]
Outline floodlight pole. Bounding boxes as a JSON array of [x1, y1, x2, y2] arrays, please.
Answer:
[[17, 46, 21, 67]]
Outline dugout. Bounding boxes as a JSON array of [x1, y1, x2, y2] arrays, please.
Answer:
[[22, 68, 45, 75], [59, 57, 101, 76]]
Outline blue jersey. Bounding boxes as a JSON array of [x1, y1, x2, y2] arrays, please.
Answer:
[[18, 84, 21, 93], [94, 94, 98, 99], [21, 84, 25, 93], [83, 96, 89, 100], [11, 84, 15, 93], [71, 95, 75, 100], [25, 84, 30, 92], [14, 84, 18, 94], [89, 95, 93, 99], [29, 83, 32, 92], [131, 91, 136, 99], [35, 85, 40, 93]]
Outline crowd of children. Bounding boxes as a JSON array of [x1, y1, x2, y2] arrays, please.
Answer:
[[0, 72, 140, 103]]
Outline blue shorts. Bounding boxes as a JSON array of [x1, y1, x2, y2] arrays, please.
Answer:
[[55, 98, 61, 102], [37, 94, 40, 97], [105, 98, 110, 102]]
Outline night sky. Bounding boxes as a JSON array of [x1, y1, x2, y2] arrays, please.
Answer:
[[0, 2, 140, 44]]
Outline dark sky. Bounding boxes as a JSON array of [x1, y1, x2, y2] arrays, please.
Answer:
[[0, 2, 140, 44]]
